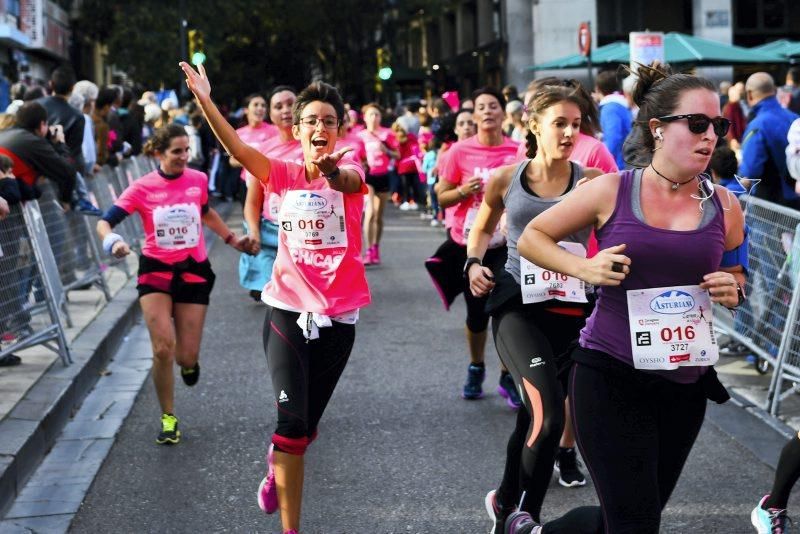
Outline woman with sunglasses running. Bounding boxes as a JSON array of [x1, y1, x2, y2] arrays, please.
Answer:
[[467, 84, 601, 533], [504, 63, 746, 533], [181, 63, 370, 534]]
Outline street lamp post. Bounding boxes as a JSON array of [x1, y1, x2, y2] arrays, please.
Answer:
[[179, 0, 188, 97]]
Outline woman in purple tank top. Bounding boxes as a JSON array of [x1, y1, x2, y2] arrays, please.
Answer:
[[505, 62, 747, 533]]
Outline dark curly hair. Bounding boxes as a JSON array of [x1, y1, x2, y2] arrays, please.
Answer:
[[143, 124, 188, 156]]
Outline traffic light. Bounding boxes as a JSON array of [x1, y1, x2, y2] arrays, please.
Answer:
[[376, 47, 392, 81], [188, 29, 206, 66]]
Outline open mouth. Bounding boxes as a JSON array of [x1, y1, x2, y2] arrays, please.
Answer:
[[695, 147, 712, 156], [311, 138, 328, 148]]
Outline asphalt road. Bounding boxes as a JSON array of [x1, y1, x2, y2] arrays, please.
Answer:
[[70, 207, 799, 533]]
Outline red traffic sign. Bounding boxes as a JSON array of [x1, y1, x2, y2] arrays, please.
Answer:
[[578, 22, 591, 57]]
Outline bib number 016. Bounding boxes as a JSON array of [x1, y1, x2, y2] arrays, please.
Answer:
[[297, 219, 324, 230], [660, 325, 695, 342]]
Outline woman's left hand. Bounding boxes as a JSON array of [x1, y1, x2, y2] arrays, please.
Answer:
[[310, 147, 353, 175], [700, 271, 739, 308]]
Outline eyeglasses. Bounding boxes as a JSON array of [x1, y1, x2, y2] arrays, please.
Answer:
[[297, 116, 340, 129], [656, 114, 731, 137]]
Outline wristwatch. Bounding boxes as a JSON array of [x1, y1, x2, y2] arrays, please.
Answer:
[[323, 167, 340, 182], [463, 256, 482, 279]]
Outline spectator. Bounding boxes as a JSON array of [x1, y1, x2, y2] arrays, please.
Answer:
[[106, 85, 125, 160], [93, 87, 119, 168], [118, 88, 143, 156], [502, 84, 520, 104], [504, 100, 526, 142], [595, 70, 633, 169], [0, 102, 75, 203], [72, 80, 99, 175], [143, 102, 161, 142], [783, 67, 800, 115], [787, 118, 800, 187], [22, 86, 45, 102], [719, 80, 732, 108], [740, 72, 800, 209], [185, 113, 205, 171], [0, 153, 23, 366], [709, 146, 746, 197], [396, 104, 421, 137], [38, 66, 85, 175], [722, 82, 748, 151]]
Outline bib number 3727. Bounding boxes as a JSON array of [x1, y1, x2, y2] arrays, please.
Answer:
[[627, 285, 718, 370]]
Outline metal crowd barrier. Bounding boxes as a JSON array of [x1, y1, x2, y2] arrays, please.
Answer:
[[0, 155, 157, 366], [0, 202, 71, 365], [713, 195, 800, 416]]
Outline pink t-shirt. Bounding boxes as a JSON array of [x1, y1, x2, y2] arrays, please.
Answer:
[[261, 159, 372, 315], [236, 123, 278, 180], [436, 144, 456, 230], [248, 137, 305, 221], [441, 136, 519, 245], [358, 127, 397, 176], [337, 131, 367, 165], [514, 132, 618, 174], [115, 169, 209, 264]]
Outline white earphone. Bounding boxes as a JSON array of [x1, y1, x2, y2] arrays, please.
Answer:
[[654, 127, 664, 141]]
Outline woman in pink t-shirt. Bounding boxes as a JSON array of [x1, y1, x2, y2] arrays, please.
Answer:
[[240, 86, 299, 301], [181, 62, 371, 534], [96, 124, 253, 446], [232, 93, 278, 180], [358, 103, 399, 264]]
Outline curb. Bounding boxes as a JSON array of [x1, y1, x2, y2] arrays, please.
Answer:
[[0, 280, 141, 517], [0, 198, 236, 518]]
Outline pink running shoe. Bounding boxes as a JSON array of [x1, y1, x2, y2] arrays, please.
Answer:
[[363, 246, 375, 265], [373, 244, 381, 264], [257, 444, 278, 514]]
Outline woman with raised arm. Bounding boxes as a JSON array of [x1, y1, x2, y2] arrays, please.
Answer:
[[180, 62, 370, 534], [504, 63, 746, 534], [96, 124, 253, 445]]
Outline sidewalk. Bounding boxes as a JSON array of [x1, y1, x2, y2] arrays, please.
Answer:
[[0, 200, 233, 516]]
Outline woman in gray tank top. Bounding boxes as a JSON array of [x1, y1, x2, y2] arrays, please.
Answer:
[[506, 63, 747, 533], [464, 85, 601, 531]]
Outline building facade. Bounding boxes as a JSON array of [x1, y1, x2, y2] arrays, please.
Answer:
[[393, 0, 800, 101]]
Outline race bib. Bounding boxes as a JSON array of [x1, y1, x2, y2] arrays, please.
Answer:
[[464, 204, 505, 249], [153, 203, 201, 250], [520, 242, 588, 304], [279, 189, 346, 251], [627, 285, 718, 370]]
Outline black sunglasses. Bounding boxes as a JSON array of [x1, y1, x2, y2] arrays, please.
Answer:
[[657, 114, 731, 137]]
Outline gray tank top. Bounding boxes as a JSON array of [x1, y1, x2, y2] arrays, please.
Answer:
[[503, 159, 592, 283]]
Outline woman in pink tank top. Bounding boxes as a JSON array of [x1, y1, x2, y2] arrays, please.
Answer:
[[182, 62, 370, 534]]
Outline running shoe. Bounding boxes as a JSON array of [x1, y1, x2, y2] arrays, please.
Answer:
[[391, 192, 401, 205], [156, 413, 180, 445], [752, 494, 791, 533], [363, 246, 375, 265], [463, 363, 485, 399], [504, 511, 541, 534], [257, 444, 279, 514], [485, 489, 517, 534], [554, 447, 586, 487], [249, 290, 262, 302], [498, 372, 522, 409], [373, 244, 381, 265], [180, 362, 200, 387], [430, 219, 440, 227], [399, 201, 411, 211]]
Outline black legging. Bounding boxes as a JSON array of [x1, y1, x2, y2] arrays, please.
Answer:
[[262, 306, 355, 455], [492, 304, 584, 521], [542, 347, 707, 534], [464, 245, 507, 332]]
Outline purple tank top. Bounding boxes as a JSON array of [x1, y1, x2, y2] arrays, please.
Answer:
[[579, 169, 726, 383]]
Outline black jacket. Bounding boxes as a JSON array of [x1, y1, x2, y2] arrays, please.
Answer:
[[0, 127, 75, 202], [0, 176, 21, 205], [38, 95, 87, 175]]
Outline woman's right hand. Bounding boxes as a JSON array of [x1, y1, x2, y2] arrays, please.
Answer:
[[578, 243, 630, 286], [111, 240, 131, 258], [179, 61, 211, 102], [468, 264, 495, 297], [247, 233, 262, 255]]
